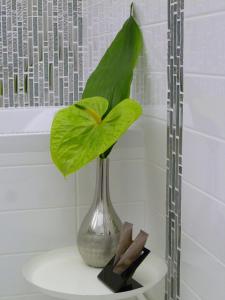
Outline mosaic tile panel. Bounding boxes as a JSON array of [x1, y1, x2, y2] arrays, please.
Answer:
[[0, 0, 83, 108], [165, 0, 184, 300]]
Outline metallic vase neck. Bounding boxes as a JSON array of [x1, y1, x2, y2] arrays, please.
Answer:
[[77, 156, 122, 267], [93, 157, 110, 205]]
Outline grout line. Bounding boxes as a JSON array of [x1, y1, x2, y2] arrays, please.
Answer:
[[142, 113, 167, 123], [185, 72, 225, 80], [140, 20, 167, 29], [182, 231, 225, 269], [145, 159, 166, 173], [152, 208, 166, 221], [0, 250, 44, 258], [183, 179, 225, 210], [0, 244, 77, 258], [78, 200, 145, 210], [0, 293, 41, 299], [0, 205, 76, 215], [75, 171, 81, 233], [143, 71, 166, 75], [142, 114, 167, 123], [110, 157, 144, 163], [0, 162, 53, 169], [185, 9, 225, 21], [0, 131, 50, 137], [86, 20, 166, 42], [180, 279, 203, 300], [184, 125, 225, 145], [0, 158, 146, 169]]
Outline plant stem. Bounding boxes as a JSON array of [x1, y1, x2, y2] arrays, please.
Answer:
[[0, 80, 3, 96], [130, 2, 134, 17]]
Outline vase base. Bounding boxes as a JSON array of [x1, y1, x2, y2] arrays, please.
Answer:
[[77, 240, 118, 268]]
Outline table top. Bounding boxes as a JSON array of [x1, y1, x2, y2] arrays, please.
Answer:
[[22, 246, 167, 300]]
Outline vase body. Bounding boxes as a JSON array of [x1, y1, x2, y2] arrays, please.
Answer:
[[77, 158, 122, 268]]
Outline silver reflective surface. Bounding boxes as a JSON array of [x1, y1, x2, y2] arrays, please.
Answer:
[[77, 158, 122, 268]]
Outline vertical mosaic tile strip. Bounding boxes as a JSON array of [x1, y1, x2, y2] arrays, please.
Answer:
[[165, 1, 184, 300], [0, 0, 83, 108]]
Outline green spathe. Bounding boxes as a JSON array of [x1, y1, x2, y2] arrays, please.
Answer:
[[50, 97, 142, 176]]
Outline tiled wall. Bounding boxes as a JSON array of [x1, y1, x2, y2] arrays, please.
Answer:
[[0, 123, 147, 300], [0, 1, 168, 299], [181, 3, 225, 300], [0, 0, 83, 108], [83, 1, 167, 299], [166, 1, 184, 299], [0, 134, 76, 299]]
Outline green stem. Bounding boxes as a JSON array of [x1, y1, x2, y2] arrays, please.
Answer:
[[24, 74, 28, 94], [14, 75, 18, 94], [130, 2, 134, 17], [100, 144, 116, 159], [0, 80, 3, 96]]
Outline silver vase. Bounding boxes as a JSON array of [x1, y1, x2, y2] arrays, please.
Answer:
[[77, 157, 122, 268]]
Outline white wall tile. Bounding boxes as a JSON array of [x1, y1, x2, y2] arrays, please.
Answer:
[[181, 281, 202, 300], [134, 0, 167, 25], [77, 159, 147, 206], [0, 152, 51, 167], [181, 234, 225, 300], [0, 254, 39, 296], [184, 75, 225, 140], [145, 211, 166, 258], [185, 1, 225, 17], [115, 202, 145, 235], [111, 124, 145, 161], [184, 14, 225, 75], [143, 24, 167, 73], [145, 162, 166, 216], [110, 160, 147, 205], [0, 131, 77, 297], [86, 0, 167, 37], [183, 3, 225, 299], [76, 160, 96, 207], [145, 280, 165, 300], [0, 208, 76, 254], [0, 296, 58, 300], [182, 182, 225, 265], [183, 129, 225, 204], [142, 117, 167, 169], [0, 165, 75, 211], [140, 72, 167, 118], [0, 134, 49, 154], [0, 108, 58, 135]]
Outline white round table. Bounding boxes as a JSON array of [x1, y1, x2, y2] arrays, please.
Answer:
[[22, 247, 167, 300]]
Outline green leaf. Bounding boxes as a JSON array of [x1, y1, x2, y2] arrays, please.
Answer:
[[14, 75, 18, 94], [0, 80, 3, 96], [82, 16, 143, 112], [50, 96, 142, 176]]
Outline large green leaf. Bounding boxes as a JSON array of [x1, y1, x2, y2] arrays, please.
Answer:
[[82, 16, 143, 112], [50, 97, 142, 176]]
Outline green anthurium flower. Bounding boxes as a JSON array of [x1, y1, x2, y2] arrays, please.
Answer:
[[50, 96, 142, 176], [82, 13, 143, 158]]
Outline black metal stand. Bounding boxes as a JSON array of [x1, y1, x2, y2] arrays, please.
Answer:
[[97, 247, 150, 293]]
